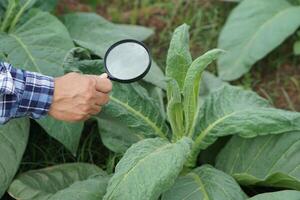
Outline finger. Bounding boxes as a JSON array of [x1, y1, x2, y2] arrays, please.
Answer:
[[92, 75, 113, 93], [89, 105, 102, 115], [94, 92, 110, 106]]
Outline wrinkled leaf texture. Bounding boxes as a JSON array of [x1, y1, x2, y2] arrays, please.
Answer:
[[8, 163, 109, 200], [162, 165, 247, 200], [216, 132, 300, 190], [96, 82, 170, 153], [104, 137, 192, 200], [187, 85, 300, 167]]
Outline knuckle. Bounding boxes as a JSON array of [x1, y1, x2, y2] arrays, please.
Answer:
[[84, 91, 94, 101], [82, 105, 91, 113]]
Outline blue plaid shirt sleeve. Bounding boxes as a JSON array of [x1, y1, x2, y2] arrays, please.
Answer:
[[0, 62, 54, 124]]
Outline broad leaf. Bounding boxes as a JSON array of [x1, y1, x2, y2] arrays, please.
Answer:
[[166, 23, 192, 91], [8, 163, 109, 200], [187, 85, 300, 167], [183, 49, 223, 136], [36, 116, 84, 155], [103, 137, 192, 200], [218, 0, 300, 80], [216, 132, 300, 190], [248, 191, 300, 200], [162, 165, 247, 200], [96, 82, 170, 148], [0, 10, 74, 77], [0, 118, 29, 198], [96, 113, 144, 153], [63, 12, 153, 57]]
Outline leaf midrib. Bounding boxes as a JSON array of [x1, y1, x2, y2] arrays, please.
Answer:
[[110, 96, 167, 139], [107, 142, 173, 199], [187, 172, 209, 200]]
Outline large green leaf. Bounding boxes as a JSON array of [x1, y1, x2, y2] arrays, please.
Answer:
[[183, 49, 223, 136], [187, 85, 300, 167], [248, 191, 300, 200], [62, 12, 153, 57], [166, 23, 192, 91], [0, 118, 29, 198], [103, 137, 192, 200], [216, 132, 300, 190], [36, 116, 84, 155], [96, 113, 144, 153], [218, 0, 300, 80], [8, 163, 109, 200], [0, 10, 74, 76], [96, 82, 170, 153], [162, 165, 247, 200]]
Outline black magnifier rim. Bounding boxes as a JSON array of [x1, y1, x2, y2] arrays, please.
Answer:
[[104, 39, 152, 83]]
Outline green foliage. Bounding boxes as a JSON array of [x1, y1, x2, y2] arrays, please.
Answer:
[[0, 1, 300, 199], [104, 137, 192, 200], [0, 119, 29, 197], [0, 10, 73, 76], [216, 132, 300, 190], [162, 165, 247, 200], [8, 163, 109, 200], [187, 85, 300, 167], [218, 0, 300, 80], [95, 82, 170, 153]]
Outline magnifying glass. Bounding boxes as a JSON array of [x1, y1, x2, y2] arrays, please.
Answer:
[[104, 39, 152, 83]]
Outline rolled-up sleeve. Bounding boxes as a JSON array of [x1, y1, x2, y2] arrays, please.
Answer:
[[0, 62, 54, 124]]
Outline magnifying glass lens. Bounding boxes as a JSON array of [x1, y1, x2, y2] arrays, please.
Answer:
[[104, 40, 151, 83]]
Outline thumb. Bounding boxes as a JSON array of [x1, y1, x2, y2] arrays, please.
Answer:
[[99, 73, 108, 79]]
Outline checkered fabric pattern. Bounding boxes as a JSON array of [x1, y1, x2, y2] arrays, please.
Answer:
[[0, 62, 54, 124]]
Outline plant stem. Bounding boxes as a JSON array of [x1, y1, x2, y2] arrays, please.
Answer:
[[1, 0, 17, 32], [9, 0, 34, 32]]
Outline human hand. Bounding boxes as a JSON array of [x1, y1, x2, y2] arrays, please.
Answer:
[[48, 72, 112, 122]]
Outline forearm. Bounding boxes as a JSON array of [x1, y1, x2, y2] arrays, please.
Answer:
[[0, 62, 54, 124]]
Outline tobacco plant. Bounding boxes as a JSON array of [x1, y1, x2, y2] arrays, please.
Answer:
[[1, 0, 300, 199]]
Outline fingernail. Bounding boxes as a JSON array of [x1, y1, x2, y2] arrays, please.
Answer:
[[100, 73, 108, 78]]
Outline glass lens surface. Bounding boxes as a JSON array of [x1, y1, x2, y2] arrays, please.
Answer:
[[105, 42, 150, 81]]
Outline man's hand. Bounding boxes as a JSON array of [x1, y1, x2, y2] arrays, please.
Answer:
[[49, 72, 112, 122]]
